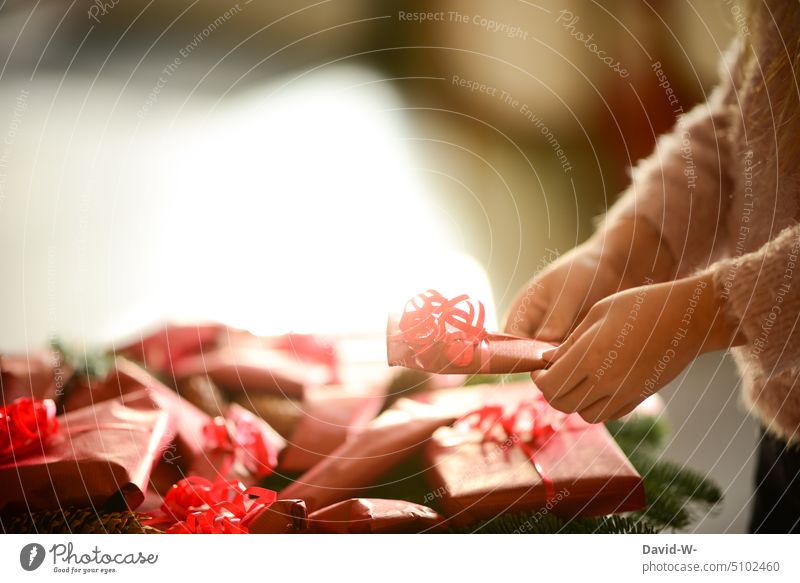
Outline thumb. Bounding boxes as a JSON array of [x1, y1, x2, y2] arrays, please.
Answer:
[[503, 281, 548, 337], [536, 292, 586, 341]]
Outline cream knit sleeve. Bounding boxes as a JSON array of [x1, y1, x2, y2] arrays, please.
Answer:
[[709, 225, 800, 374], [601, 84, 735, 278]]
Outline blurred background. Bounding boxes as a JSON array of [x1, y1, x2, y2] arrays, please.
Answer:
[[0, 0, 756, 531]]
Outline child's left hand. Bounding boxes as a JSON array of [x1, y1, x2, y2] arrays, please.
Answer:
[[531, 273, 743, 423]]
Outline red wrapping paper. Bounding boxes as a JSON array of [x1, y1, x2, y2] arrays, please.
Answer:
[[116, 322, 225, 377], [243, 499, 308, 534], [423, 400, 645, 526], [279, 401, 455, 511], [0, 397, 171, 515], [387, 290, 554, 374], [64, 358, 214, 493], [1, 352, 71, 403], [279, 384, 386, 473], [191, 403, 285, 485], [308, 498, 443, 533], [410, 381, 547, 419], [172, 346, 330, 400]]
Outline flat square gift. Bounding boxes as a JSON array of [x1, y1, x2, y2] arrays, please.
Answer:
[[423, 393, 645, 526], [280, 400, 455, 511], [387, 290, 554, 374], [0, 396, 171, 515]]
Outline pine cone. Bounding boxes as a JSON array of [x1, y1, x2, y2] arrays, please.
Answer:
[[2, 508, 162, 534]]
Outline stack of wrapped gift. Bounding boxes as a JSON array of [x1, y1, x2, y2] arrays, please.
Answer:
[[0, 289, 647, 533]]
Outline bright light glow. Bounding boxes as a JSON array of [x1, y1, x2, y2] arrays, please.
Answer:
[[0, 67, 495, 350], [157, 67, 496, 336]]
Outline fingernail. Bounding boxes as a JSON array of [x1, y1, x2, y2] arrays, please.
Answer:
[[540, 347, 557, 362]]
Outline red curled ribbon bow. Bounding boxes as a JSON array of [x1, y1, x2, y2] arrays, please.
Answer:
[[202, 414, 276, 481], [455, 396, 565, 502], [397, 289, 486, 368], [0, 398, 59, 463], [161, 476, 277, 534]]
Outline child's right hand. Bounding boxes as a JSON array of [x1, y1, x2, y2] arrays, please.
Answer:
[[503, 216, 675, 342]]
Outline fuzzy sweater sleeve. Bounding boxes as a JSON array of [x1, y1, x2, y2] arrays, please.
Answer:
[[708, 225, 800, 374], [602, 85, 735, 277]]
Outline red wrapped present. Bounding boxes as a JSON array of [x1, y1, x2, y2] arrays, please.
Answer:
[[173, 346, 330, 400], [1, 352, 72, 403], [410, 380, 540, 418], [308, 498, 443, 534], [191, 403, 285, 485], [243, 499, 308, 534], [387, 290, 554, 374], [116, 322, 225, 376], [279, 384, 386, 473], [423, 395, 646, 526], [64, 358, 210, 488], [279, 401, 455, 511], [0, 397, 171, 515]]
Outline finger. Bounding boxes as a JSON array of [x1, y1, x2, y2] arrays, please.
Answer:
[[575, 395, 619, 423], [536, 291, 586, 341], [607, 399, 642, 420], [548, 377, 601, 414], [503, 281, 549, 337], [535, 323, 603, 407], [539, 306, 602, 365]]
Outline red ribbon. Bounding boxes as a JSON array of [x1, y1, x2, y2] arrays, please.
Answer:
[[0, 398, 59, 463], [455, 396, 564, 502], [269, 334, 339, 383], [397, 289, 487, 367], [202, 414, 276, 481], [160, 476, 277, 534]]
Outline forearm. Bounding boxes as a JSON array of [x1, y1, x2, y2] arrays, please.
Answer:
[[676, 272, 747, 354]]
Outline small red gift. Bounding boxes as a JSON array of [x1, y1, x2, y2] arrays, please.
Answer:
[[64, 357, 211, 489], [279, 401, 455, 511], [387, 290, 554, 374], [116, 322, 225, 376], [423, 392, 646, 526], [308, 498, 444, 534], [0, 397, 171, 515], [244, 499, 308, 534], [279, 384, 386, 473], [1, 352, 72, 403], [173, 346, 330, 400]]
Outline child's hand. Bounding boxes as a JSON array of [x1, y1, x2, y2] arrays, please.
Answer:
[[531, 273, 744, 422], [504, 217, 673, 341], [503, 244, 624, 341]]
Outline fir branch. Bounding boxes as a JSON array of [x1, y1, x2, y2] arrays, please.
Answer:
[[629, 450, 722, 506], [50, 338, 113, 379], [448, 511, 657, 534]]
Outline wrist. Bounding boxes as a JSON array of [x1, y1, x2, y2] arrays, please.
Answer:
[[590, 216, 676, 288], [691, 272, 747, 353]]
